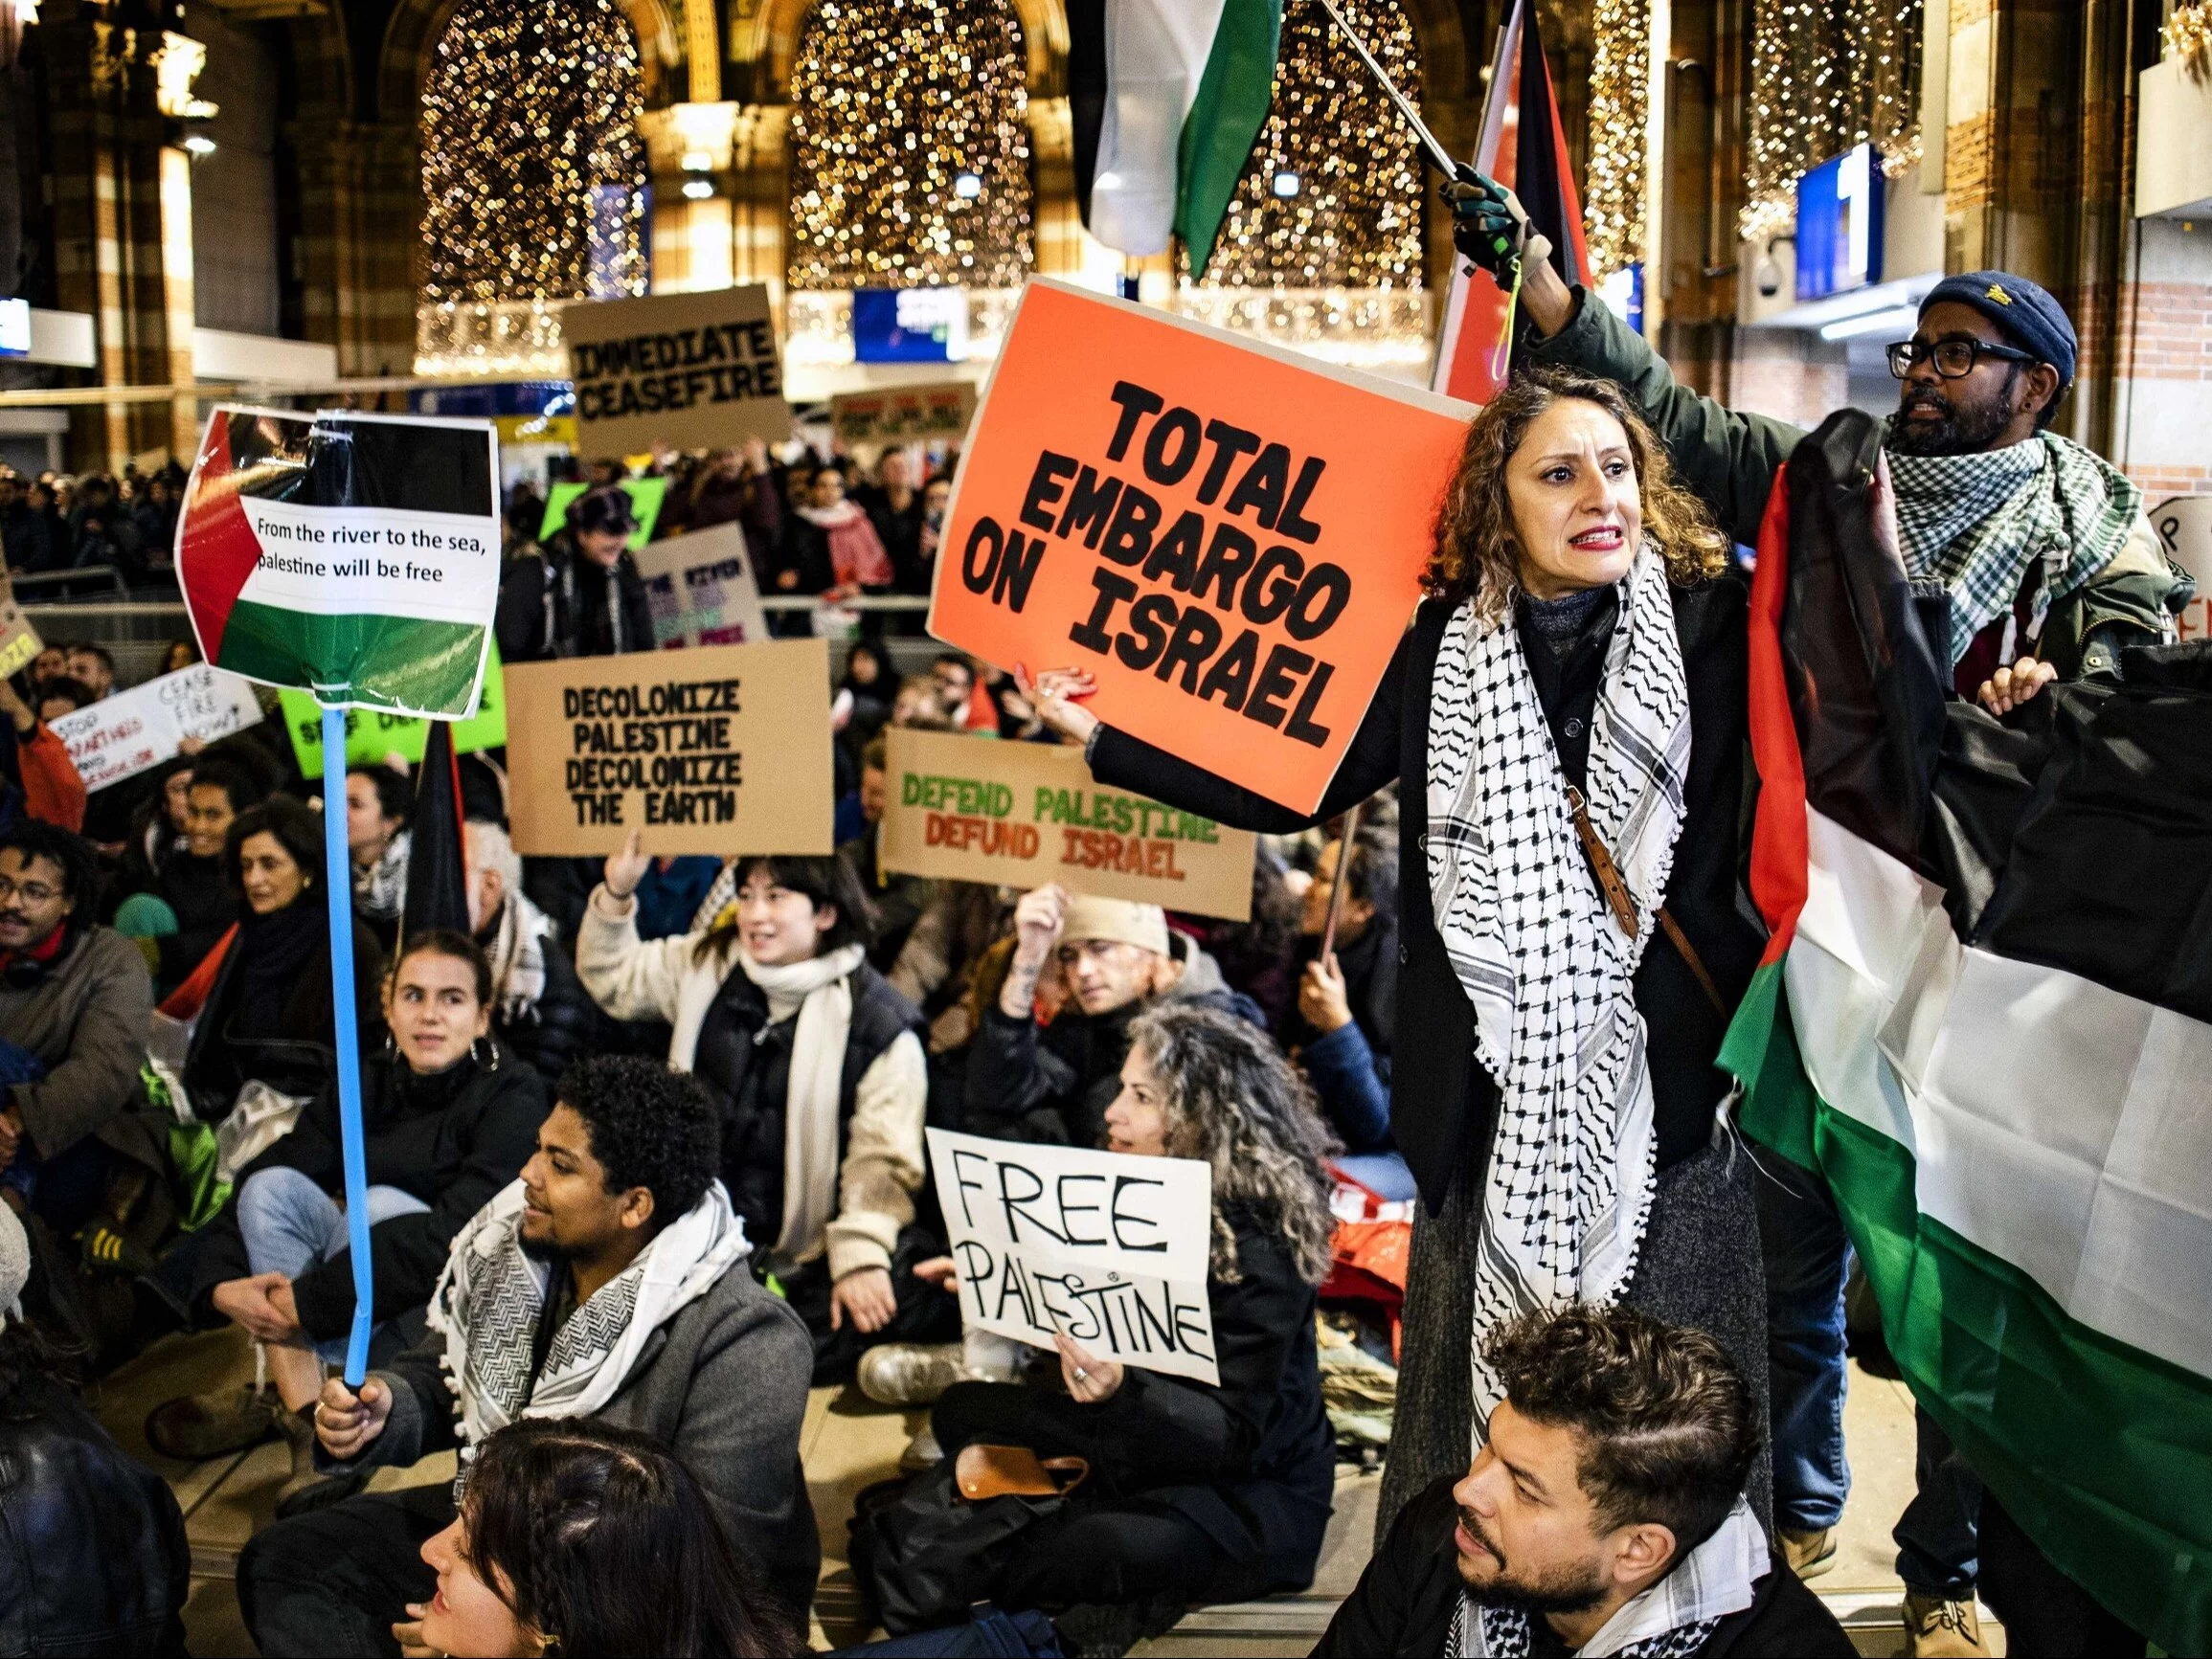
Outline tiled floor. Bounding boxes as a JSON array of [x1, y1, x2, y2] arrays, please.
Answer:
[[95, 1333, 1999, 1657]]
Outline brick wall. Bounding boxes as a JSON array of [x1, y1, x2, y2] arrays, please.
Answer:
[[2110, 220, 2212, 496]]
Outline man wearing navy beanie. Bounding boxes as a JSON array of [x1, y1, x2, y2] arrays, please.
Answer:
[[1443, 175, 2192, 717]]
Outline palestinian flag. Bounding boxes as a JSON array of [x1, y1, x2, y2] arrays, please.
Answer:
[[1722, 410, 2212, 1651], [1431, 0, 1591, 403], [1067, 0, 1282, 275], [177, 407, 501, 719]]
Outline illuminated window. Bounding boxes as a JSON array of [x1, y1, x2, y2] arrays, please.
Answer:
[[787, 0, 1034, 290], [1193, 0, 1424, 289]]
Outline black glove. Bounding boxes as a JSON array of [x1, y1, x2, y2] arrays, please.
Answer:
[[1444, 166, 1526, 283]]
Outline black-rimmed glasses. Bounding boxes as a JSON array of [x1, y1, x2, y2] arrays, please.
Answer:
[[1886, 339, 2041, 379]]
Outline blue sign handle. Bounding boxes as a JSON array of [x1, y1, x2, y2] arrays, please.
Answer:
[[322, 704, 374, 1387]]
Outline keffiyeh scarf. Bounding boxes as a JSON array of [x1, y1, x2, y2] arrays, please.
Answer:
[[429, 1177, 750, 1455], [1445, 1498, 1769, 1658], [1885, 431, 2143, 666], [485, 889, 553, 1024], [352, 830, 410, 922], [1426, 546, 1690, 1429]]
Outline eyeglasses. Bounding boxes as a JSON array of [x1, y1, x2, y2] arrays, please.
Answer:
[[0, 877, 60, 905], [1886, 339, 2041, 380]]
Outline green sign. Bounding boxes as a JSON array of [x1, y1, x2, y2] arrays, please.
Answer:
[[282, 639, 509, 778], [538, 476, 668, 550]]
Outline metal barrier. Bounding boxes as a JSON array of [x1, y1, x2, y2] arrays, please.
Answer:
[[10, 566, 130, 598]]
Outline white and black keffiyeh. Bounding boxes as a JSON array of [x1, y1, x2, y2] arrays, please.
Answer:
[[1444, 1498, 1769, 1658], [1426, 546, 1691, 1429], [485, 889, 553, 1024], [429, 1177, 750, 1457]]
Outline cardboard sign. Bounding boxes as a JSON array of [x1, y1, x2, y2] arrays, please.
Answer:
[[278, 639, 510, 778], [537, 476, 667, 549], [631, 524, 772, 648], [562, 285, 792, 455], [927, 1127, 1219, 1385], [928, 279, 1473, 814], [831, 382, 978, 445], [878, 727, 1254, 919], [0, 578, 39, 679], [502, 639, 833, 856], [49, 664, 265, 792], [176, 407, 501, 718], [2151, 495, 2211, 645]]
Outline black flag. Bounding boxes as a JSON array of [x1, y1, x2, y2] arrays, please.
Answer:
[[400, 722, 470, 945]]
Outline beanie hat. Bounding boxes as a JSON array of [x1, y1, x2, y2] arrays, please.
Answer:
[[1059, 894, 1170, 958], [1920, 271, 2077, 391]]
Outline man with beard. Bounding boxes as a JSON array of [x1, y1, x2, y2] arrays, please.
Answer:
[[1316, 1305, 1851, 1657], [236, 1056, 817, 1655]]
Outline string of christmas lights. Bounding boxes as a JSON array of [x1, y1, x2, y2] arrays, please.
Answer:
[[1189, 0, 1424, 290], [1742, 0, 1921, 242], [786, 0, 1033, 290], [1583, 0, 1647, 281], [418, 0, 647, 306]]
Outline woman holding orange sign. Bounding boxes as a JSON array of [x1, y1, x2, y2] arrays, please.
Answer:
[[1022, 365, 1771, 1542]]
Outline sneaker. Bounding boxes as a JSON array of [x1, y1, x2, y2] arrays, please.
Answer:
[[898, 1424, 943, 1472], [857, 1342, 966, 1407], [79, 1222, 157, 1278], [1903, 1591, 1989, 1658], [1780, 1526, 1837, 1580], [145, 1385, 283, 1461]]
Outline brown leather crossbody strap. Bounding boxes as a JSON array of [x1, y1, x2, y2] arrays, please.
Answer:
[[1565, 785, 1728, 1018]]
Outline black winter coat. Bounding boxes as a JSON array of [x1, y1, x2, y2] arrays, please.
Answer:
[[0, 1377, 190, 1656], [1313, 1473, 1855, 1657], [167, 1046, 548, 1340], [181, 905, 386, 1123], [495, 538, 656, 661], [1091, 582, 1763, 1214]]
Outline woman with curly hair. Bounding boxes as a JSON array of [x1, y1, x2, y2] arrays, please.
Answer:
[[1022, 365, 1771, 1542], [920, 1000, 1341, 1647]]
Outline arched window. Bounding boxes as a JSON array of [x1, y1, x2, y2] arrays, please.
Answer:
[[417, 0, 647, 370], [786, 0, 1033, 290], [1194, 0, 1424, 289]]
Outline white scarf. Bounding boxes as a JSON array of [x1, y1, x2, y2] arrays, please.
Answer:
[[1447, 1498, 1769, 1657], [428, 1177, 750, 1455], [485, 889, 553, 1024], [741, 942, 867, 1267], [1426, 547, 1692, 1431]]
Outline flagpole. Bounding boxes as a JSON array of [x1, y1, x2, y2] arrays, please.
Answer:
[[1314, 0, 1459, 175], [321, 704, 374, 1387]]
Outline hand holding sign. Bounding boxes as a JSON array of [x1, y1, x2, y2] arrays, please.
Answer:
[[1054, 1332, 1126, 1403]]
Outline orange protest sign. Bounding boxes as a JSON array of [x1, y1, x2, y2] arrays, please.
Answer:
[[927, 279, 1473, 814]]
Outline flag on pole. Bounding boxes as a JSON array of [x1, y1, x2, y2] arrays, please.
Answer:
[[1067, 0, 1283, 276], [400, 722, 472, 947], [1431, 0, 1591, 404], [1723, 408, 2212, 1656]]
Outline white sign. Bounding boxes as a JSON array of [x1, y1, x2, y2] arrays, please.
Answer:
[[629, 523, 772, 649], [2151, 495, 2212, 646], [50, 664, 265, 792], [926, 1127, 1219, 1385]]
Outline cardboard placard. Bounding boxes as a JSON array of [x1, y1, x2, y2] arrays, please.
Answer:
[[928, 1128, 1219, 1385], [878, 727, 1254, 919], [928, 279, 1473, 814], [2151, 495, 2211, 644], [631, 523, 772, 648], [502, 639, 834, 856], [278, 639, 510, 778], [562, 285, 793, 456], [49, 664, 265, 792], [830, 381, 978, 445], [537, 476, 667, 549], [0, 577, 39, 680]]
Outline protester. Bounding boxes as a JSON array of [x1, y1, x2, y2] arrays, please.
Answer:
[[843, 734, 933, 970], [891, 671, 957, 731], [1316, 1305, 1853, 1656], [0, 1202, 192, 1656], [683, 438, 782, 554], [838, 638, 895, 754], [576, 838, 948, 1383], [964, 885, 1264, 1148], [148, 931, 546, 1498], [62, 644, 115, 703], [0, 673, 86, 835], [779, 459, 895, 595], [911, 471, 952, 594], [914, 1003, 1338, 1648], [858, 449, 925, 591], [1027, 366, 1773, 1538], [34, 676, 93, 725], [463, 818, 602, 1088], [1285, 828, 1406, 1199], [495, 484, 654, 661], [346, 765, 413, 948], [412, 1418, 801, 1659], [180, 796, 386, 1124], [149, 753, 264, 988], [0, 822, 158, 1242], [237, 1057, 817, 1652]]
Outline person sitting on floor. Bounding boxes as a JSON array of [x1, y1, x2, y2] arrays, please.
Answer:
[[1314, 1304, 1854, 1658], [237, 1056, 817, 1655], [914, 1001, 1341, 1653], [0, 1201, 191, 1658], [576, 834, 951, 1384], [0, 822, 157, 1246], [149, 753, 264, 993], [964, 886, 1262, 1148], [147, 930, 547, 1501], [412, 1418, 801, 1659], [463, 817, 603, 1089], [345, 765, 413, 952]]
